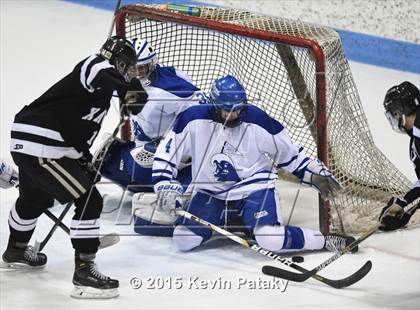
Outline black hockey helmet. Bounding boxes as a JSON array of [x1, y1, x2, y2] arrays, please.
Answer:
[[100, 36, 136, 69], [383, 81, 420, 133]]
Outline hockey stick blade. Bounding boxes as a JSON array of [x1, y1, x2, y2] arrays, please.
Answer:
[[176, 209, 369, 289], [262, 260, 372, 288], [262, 265, 317, 282], [98, 233, 120, 249]]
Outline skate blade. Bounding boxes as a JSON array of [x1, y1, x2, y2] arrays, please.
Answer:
[[71, 285, 119, 299], [0, 261, 46, 270]]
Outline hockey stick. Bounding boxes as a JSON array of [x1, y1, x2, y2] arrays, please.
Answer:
[[175, 209, 371, 288], [34, 202, 72, 252], [262, 199, 420, 282], [40, 208, 120, 251], [108, 0, 122, 38], [44, 209, 70, 234], [262, 224, 377, 283], [32, 115, 127, 253]]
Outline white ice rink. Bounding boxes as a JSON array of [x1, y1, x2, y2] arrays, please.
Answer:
[[1, 1, 419, 310]]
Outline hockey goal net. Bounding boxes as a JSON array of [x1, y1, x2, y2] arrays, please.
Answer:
[[115, 4, 417, 234]]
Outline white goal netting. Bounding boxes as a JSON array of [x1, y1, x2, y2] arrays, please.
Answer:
[[117, 4, 418, 234]]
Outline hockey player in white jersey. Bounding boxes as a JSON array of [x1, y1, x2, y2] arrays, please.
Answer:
[[98, 38, 206, 191], [96, 39, 206, 235], [152, 75, 358, 253], [0, 159, 18, 189]]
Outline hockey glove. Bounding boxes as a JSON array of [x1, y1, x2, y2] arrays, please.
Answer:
[[77, 152, 101, 184], [301, 159, 342, 200], [0, 160, 19, 189], [130, 139, 161, 168], [379, 197, 412, 231], [154, 181, 184, 214], [122, 78, 148, 115]]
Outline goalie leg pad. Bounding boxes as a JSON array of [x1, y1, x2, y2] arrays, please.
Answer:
[[132, 193, 176, 237], [173, 225, 204, 252], [176, 192, 225, 242], [254, 225, 324, 252]]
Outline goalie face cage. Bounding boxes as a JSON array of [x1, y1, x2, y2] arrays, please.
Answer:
[[116, 4, 414, 234]]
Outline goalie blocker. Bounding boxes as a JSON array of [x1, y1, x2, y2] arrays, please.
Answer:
[[132, 193, 179, 236], [132, 193, 249, 237]]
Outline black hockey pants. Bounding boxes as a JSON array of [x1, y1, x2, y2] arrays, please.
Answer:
[[9, 153, 103, 254]]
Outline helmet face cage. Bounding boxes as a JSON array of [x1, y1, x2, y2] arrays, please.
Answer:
[[383, 81, 420, 133], [132, 38, 157, 79], [385, 109, 406, 134]]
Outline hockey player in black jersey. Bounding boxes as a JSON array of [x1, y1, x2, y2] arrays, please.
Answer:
[[2, 36, 137, 299], [379, 81, 420, 231]]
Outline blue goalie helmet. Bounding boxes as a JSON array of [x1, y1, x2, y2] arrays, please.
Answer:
[[210, 75, 248, 127], [384, 81, 420, 133]]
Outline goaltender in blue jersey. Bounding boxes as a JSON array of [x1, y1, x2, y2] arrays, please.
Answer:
[[151, 74, 359, 254]]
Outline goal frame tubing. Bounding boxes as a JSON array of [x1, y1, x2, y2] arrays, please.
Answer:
[[115, 5, 330, 234]]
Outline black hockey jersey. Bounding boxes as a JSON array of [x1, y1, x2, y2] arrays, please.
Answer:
[[405, 109, 420, 204], [10, 54, 129, 159]]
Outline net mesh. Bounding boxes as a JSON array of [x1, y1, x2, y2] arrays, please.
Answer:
[[119, 4, 417, 234]]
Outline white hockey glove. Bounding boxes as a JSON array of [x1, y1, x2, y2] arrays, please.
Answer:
[[132, 193, 178, 225], [0, 160, 19, 189], [130, 139, 160, 168], [301, 159, 342, 200], [154, 181, 184, 213]]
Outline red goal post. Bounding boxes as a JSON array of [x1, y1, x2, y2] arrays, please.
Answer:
[[114, 4, 413, 234]]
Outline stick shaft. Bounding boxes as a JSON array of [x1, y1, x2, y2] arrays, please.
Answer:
[[176, 210, 335, 284], [108, 0, 122, 38]]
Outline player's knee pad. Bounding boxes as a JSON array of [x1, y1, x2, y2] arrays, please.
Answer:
[[173, 225, 204, 252], [74, 187, 103, 219], [99, 139, 135, 187], [16, 193, 54, 215], [132, 193, 176, 236]]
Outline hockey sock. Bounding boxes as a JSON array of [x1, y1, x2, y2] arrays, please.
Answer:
[[254, 224, 325, 252], [7, 237, 28, 249], [77, 252, 96, 262]]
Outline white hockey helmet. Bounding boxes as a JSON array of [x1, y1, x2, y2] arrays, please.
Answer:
[[131, 38, 157, 79]]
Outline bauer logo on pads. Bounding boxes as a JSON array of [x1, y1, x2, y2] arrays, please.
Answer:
[[254, 210, 268, 219]]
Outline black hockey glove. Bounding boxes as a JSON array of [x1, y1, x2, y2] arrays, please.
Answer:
[[77, 152, 101, 184], [122, 78, 148, 115], [378, 197, 411, 231]]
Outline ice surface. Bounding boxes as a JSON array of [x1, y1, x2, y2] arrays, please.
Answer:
[[0, 1, 419, 310]]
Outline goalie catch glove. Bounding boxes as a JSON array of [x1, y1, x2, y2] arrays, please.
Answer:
[[378, 197, 414, 231], [0, 160, 19, 189], [154, 181, 184, 214], [300, 159, 342, 200], [130, 138, 161, 168]]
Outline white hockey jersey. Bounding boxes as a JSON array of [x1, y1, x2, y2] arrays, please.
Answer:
[[130, 64, 207, 147], [152, 104, 311, 200]]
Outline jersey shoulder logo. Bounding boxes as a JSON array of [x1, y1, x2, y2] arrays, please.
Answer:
[[211, 153, 240, 182]]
